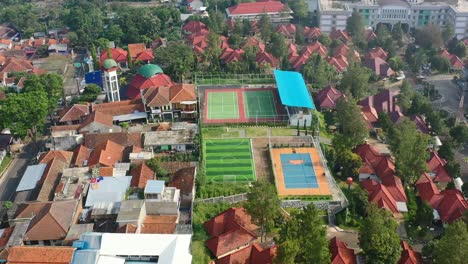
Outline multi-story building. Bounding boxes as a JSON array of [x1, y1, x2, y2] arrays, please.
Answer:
[[316, 0, 468, 39]]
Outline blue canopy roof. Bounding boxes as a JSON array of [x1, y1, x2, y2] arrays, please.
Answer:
[[274, 70, 315, 109]]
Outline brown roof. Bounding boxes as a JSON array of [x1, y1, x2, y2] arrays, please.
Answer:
[[14, 200, 78, 241], [130, 163, 155, 188], [142, 86, 170, 107], [0, 57, 33, 73], [169, 167, 195, 195], [36, 158, 68, 202], [116, 224, 137, 234], [38, 150, 73, 165], [7, 246, 75, 264], [84, 132, 143, 149], [79, 111, 113, 131], [71, 145, 91, 167], [51, 124, 81, 133], [99, 167, 114, 177], [90, 100, 145, 116], [0, 226, 14, 248], [59, 104, 89, 123], [140, 215, 178, 234], [88, 140, 125, 167], [127, 43, 146, 59], [169, 84, 196, 103]]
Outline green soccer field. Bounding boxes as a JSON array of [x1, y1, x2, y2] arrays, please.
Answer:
[[204, 138, 256, 182], [243, 90, 277, 118], [207, 91, 239, 120]]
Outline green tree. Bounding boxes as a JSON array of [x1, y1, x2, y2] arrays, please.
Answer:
[[415, 24, 443, 49], [258, 13, 272, 42], [449, 125, 468, 146], [302, 54, 337, 88], [442, 23, 455, 44], [22, 73, 63, 113], [334, 98, 369, 148], [388, 56, 404, 71], [289, 0, 308, 25], [433, 220, 468, 264], [346, 11, 364, 41], [408, 93, 432, 115], [359, 204, 402, 264], [268, 33, 287, 59], [244, 180, 280, 242], [453, 42, 467, 58], [339, 62, 371, 98], [276, 204, 330, 263], [80, 84, 102, 102], [431, 55, 451, 73], [391, 22, 404, 43], [155, 43, 197, 81], [389, 118, 429, 186], [416, 201, 434, 227], [318, 33, 331, 47], [397, 80, 414, 114], [331, 141, 363, 180], [0, 90, 49, 139], [146, 158, 168, 177]]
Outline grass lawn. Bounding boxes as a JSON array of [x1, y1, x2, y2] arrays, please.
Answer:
[[0, 154, 12, 175], [204, 138, 255, 182], [202, 127, 239, 139], [270, 127, 295, 136], [245, 127, 268, 137]]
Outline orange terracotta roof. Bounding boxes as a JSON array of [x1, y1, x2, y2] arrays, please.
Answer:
[[99, 48, 128, 63], [169, 84, 196, 103], [139, 215, 178, 234], [330, 237, 356, 264], [130, 163, 155, 188], [0, 57, 33, 73], [59, 104, 89, 123], [36, 158, 69, 202], [88, 140, 125, 167], [127, 43, 146, 59], [399, 241, 422, 264], [7, 246, 75, 264], [91, 100, 145, 117], [83, 132, 142, 149], [38, 150, 73, 164], [71, 145, 91, 167], [135, 50, 154, 62], [51, 124, 81, 132], [216, 243, 276, 264], [206, 228, 256, 258], [99, 167, 114, 177], [79, 111, 113, 130]]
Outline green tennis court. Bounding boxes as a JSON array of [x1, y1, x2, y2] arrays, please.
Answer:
[[204, 138, 255, 182], [243, 90, 277, 118], [207, 91, 239, 120]]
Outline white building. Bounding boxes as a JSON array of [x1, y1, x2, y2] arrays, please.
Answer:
[[317, 0, 468, 39], [102, 59, 120, 102]]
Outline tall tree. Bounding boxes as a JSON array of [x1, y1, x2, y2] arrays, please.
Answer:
[[359, 204, 402, 264], [389, 118, 429, 186], [268, 33, 287, 60], [0, 90, 49, 139], [276, 204, 330, 263], [346, 11, 364, 41], [334, 98, 369, 148], [442, 23, 455, 44], [289, 0, 308, 25], [433, 220, 468, 264], [22, 73, 64, 113], [415, 24, 443, 49], [245, 180, 280, 242], [302, 54, 337, 88], [339, 62, 371, 99], [397, 80, 414, 114], [391, 22, 404, 43], [154, 43, 197, 81], [258, 13, 273, 42]]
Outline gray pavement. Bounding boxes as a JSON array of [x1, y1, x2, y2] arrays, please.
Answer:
[[0, 143, 38, 201]]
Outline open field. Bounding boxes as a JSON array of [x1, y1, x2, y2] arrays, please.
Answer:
[[204, 139, 255, 182]]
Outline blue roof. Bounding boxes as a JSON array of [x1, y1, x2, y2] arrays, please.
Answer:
[[145, 180, 165, 194], [16, 164, 47, 192], [274, 70, 315, 109]]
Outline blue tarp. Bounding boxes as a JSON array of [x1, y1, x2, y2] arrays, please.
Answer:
[[85, 71, 103, 88], [273, 70, 315, 109]]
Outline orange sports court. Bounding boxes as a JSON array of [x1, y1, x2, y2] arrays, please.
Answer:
[[271, 147, 331, 196]]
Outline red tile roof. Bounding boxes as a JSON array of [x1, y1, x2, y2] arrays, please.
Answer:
[[328, 55, 348, 73], [140, 215, 178, 234], [304, 26, 321, 40], [216, 243, 276, 264], [276, 23, 296, 37], [71, 145, 91, 167], [415, 173, 440, 204], [361, 179, 401, 215], [99, 48, 128, 63], [0, 226, 14, 248], [409, 115, 430, 134], [99, 167, 114, 177], [127, 43, 146, 59], [38, 150, 73, 164], [439, 49, 464, 69], [141, 84, 195, 108], [330, 29, 351, 42], [364, 29, 377, 41], [135, 50, 154, 62], [241, 37, 266, 52], [15, 200, 78, 241], [83, 132, 142, 149], [0, 57, 33, 73], [206, 228, 257, 258], [427, 151, 452, 183], [182, 21, 208, 34], [36, 158, 69, 201], [256, 51, 278, 67], [360, 106, 379, 129], [59, 104, 89, 123], [87, 140, 125, 168], [316, 85, 344, 109], [220, 48, 245, 64], [364, 57, 395, 77], [91, 100, 145, 117], [79, 111, 114, 131], [204, 207, 258, 238], [330, 237, 356, 264], [127, 73, 173, 99], [227, 1, 287, 15], [7, 246, 75, 264], [359, 89, 400, 114], [130, 163, 155, 188], [399, 241, 422, 264], [366, 47, 388, 60]]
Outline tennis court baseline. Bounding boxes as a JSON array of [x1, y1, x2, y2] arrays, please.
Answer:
[[280, 153, 318, 188], [207, 91, 239, 120], [243, 90, 277, 118]]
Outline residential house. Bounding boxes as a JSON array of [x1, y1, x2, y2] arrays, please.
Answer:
[[219, 48, 245, 64], [58, 104, 89, 125], [127, 43, 146, 60], [168, 166, 196, 207], [303, 26, 321, 42], [366, 47, 388, 61], [389, 112, 431, 134], [315, 85, 345, 110], [144, 180, 180, 216], [152, 37, 167, 49], [427, 151, 453, 183], [225, 1, 293, 23], [71, 145, 91, 167], [364, 57, 395, 78], [416, 173, 468, 223], [216, 243, 277, 264], [439, 49, 464, 70], [35, 151, 73, 202], [87, 140, 125, 168], [54, 167, 90, 202], [355, 143, 407, 216], [330, 29, 351, 43], [130, 162, 155, 189], [276, 23, 296, 39], [290, 41, 328, 70], [15, 163, 48, 202], [78, 111, 117, 134], [134, 50, 154, 64], [90, 99, 147, 124], [144, 122, 198, 152], [204, 207, 274, 261], [256, 50, 279, 68], [359, 89, 400, 114], [327, 55, 349, 73], [126, 64, 174, 99], [99, 48, 128, 69], [7, 246, 75, 264], [71, 233, 192, 264], [182, 21, 208, 35], [83, 132, 142, 149], [399, 241, 422, 264], [333, 43, 360, 61], [242, 37, 266, 52], [13, 200, 80, 245], [0, 39, 13, 50], [141, 84, 197, 121], [329, 237, 356, 264]]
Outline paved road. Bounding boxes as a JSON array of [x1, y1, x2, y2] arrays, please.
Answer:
[[0, 143, 38, 201]]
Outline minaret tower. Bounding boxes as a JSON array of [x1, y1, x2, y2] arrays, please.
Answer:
[[102, 59, 120, 102]]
